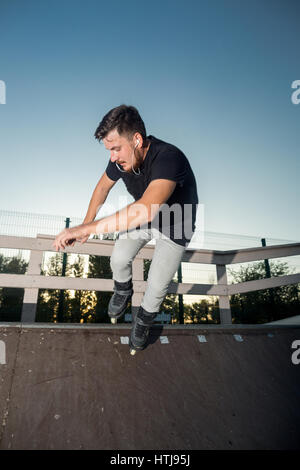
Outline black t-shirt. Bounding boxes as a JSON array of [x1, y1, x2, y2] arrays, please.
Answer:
[[105, 135, 198, 247]]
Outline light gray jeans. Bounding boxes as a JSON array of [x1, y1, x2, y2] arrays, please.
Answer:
[[110, 228, 186, 313]]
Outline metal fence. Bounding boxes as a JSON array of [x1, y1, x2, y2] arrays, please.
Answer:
[[1, 209, 300, 289], [0, 233, 300, 325]]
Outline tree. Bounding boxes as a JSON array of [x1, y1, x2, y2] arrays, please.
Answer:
[[228, 260, 300, 324], [0, 254, 28, 321], [87, 253, 113, 323], [64, 255, 94, 323], [36, 252, 96, 323], [36, 252, 67, 322]]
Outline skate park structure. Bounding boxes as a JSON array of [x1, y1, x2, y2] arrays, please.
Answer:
[[0, 234, 300, 449]]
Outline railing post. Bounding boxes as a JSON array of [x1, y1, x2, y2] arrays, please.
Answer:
[[177, 263, 184, 324], [57, 217, 70, 322], [132, 258, 144, 317], [21, 249, 43, 322], [216, 264, 232, 324]]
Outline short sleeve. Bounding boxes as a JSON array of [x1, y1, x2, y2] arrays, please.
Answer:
[[105, 159, 121, 182], [149, 151, 187, 187]]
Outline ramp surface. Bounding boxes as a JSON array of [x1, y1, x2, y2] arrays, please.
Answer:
[[0, 324, 299, 450]]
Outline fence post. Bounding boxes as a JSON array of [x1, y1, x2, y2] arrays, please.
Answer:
[[177, 263, 184, 324], [21, 248, 43, 322], [261, 238, 271, 277], [261, 237, 276, 319], [216, 264, 232, 324], [57, 217, 70, 322], [132, 258, 144, 317]]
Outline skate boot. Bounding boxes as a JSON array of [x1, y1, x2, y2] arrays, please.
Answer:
[[129, 306, 157, 355], [108, 279, 133, 324]]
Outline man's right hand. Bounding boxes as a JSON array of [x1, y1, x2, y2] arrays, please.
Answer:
[[67, 234, 89, 247], [78, 235, 90, 245], [76, 219, 93, 246]]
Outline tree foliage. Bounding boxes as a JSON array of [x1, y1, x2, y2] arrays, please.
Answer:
[[228, 260, 300, 323], [0, 253, 28, 321]]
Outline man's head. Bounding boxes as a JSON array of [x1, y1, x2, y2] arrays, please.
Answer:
[[94, 105, 149, 173]]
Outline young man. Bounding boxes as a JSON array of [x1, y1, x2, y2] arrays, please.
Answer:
[[53, 105, 198, 354]]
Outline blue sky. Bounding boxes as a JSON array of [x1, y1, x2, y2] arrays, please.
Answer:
[[0, 0, 299, 242]]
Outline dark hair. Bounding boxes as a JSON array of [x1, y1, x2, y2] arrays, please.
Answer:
[[94, 104, 148, 147]]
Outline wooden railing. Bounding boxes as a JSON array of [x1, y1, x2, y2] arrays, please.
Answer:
[[0, 234, 300, 324]]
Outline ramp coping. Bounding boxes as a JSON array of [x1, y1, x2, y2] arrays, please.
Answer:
[[1, 322, 300, 330]]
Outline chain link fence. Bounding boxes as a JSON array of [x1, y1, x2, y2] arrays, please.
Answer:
[[0, 208, 299, 285], [0, 208, 299, 324]]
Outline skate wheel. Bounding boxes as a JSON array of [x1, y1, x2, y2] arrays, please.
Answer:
[[130, 348, 136, 356], [111, 317, 117, 324]]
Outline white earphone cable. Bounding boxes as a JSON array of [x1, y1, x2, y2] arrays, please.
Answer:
[[115, 141, 141, 176]]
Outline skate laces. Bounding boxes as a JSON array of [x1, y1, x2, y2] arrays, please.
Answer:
[[135, 321, 149, 339], [114, 292, 127, 306]]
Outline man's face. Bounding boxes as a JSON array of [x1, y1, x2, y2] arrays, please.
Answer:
[[103, 129, 139, 173]]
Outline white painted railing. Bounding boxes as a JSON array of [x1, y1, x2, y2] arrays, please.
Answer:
[[0, 234, 299, 324]]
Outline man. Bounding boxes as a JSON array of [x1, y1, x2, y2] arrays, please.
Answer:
[[53, 105, 198, 354]]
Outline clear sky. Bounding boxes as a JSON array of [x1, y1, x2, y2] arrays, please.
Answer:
[[0, 0, 299, 242]]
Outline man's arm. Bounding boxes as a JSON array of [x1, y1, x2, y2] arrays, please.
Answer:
[[53, 179, 176, 251], [93, 179, 176, 235], [83, 172, 117, 224], [63, 171, 117, 248]]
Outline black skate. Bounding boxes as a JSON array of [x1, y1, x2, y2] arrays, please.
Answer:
[[108, 279, 133, 324], [129, 306, 157, 355]]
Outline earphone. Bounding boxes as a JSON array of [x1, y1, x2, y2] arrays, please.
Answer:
[[116, 139, 141, 176]]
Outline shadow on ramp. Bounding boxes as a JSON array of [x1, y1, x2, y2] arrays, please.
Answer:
[[0, 323, 300, 450]]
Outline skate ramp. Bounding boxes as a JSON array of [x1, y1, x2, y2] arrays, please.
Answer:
[[0, 324, 299, 450]]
